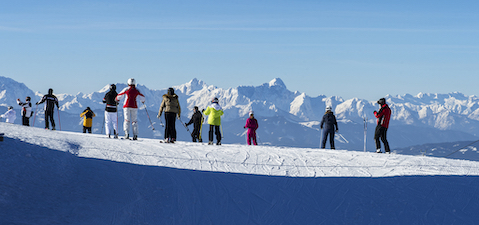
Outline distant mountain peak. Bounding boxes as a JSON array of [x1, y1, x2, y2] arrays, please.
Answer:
[[268, 78, 286, 89]]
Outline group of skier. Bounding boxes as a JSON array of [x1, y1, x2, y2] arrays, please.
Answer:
[[2, 78, 390, 151]]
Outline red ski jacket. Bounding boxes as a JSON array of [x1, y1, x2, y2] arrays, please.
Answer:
[[374, 104, 391, 128], [116, 86, 145, 108]]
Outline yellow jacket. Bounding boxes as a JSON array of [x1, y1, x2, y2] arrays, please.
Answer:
[[203, 103, 223, 126], [80, 109, 96, 127]]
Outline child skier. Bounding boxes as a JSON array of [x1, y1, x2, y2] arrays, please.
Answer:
[[244, 111, 258, 145], [17, 96, 33, 126], [80, 107, 96, 133], [203, 97, 224, 145], [1, 106, 16, 123], [185, 106, 203, 142]]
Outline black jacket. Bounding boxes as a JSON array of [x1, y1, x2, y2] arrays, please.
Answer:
[[103, 90, 118, 112], [37, 94, 59, 111], [186, 111, 203, 128]]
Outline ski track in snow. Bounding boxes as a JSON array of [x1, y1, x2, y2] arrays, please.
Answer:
[[3, 122, 479, 178]]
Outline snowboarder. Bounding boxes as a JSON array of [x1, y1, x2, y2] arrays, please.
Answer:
[[320, 106, 338, 149], [374, 98, 391, 153], [185, 106, 203, 142], [244, 111, 258, 145], [203, 97, 224, 145], [80, 107, 95, 133], [36, 88, 59, 130], [157, 87, 181, 143], [17, 96, 33, 126], [1, 106, 16, 123], [116, 78, 145, 140], [102, 84, 119, 138]]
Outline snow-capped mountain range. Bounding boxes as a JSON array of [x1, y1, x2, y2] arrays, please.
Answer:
[[1, 75, 479, 159]]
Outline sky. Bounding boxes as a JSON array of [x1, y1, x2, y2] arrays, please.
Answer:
[[1, 0, 479, 101]]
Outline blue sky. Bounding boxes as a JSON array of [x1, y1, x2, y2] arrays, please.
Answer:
[[1, 0, 478, 100]]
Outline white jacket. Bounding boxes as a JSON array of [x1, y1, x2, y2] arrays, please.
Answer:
[[1, 109, 16, 123]]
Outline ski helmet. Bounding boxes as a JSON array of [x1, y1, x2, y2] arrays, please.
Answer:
[[326, 106, 332, 111], [377, 98, 386, 105], [8, 106, 13, 110], [127, 78, 136, 86], [249, 111, 254, 116], [48, 88, 53, 95], [212, 97, 219, 103], [26, 96, 31, 101], [110, 84, 116, 91]]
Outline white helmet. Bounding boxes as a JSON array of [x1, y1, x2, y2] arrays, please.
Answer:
[[326, 106, 332, 111], [127, 78, 136, 86]]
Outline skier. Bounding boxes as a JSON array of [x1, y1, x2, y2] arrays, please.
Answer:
[[203, 97, 224, 145], [36, 88, 59, 130], [374, 98, 391, 153], [185, 106, 203, 142], [80, 107, 96, 133], [17, 96, 33, 126], [116, 78, 145, 140], [244, 111, 258, 145], [157, 87, 181, 143], [320, 106, 338, 149], [0, 106, 16, 123], [102, 84, 119, 138]]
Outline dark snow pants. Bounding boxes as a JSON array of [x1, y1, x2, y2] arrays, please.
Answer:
[[164, 112, 177, 141], [321, 129, 335, 149], [209, 125, 221, 143], [374, 125, 390, 152], [22, 116, 30, 126], [191, 123, 202, 142], [45, 109, 55, 129]]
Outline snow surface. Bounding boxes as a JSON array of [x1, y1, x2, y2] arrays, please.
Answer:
[[2, 122, 479, 224]]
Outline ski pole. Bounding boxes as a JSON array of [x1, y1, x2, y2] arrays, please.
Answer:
[[57, 107, 61, 131], [101, 112, 105, 134], [320, 128, 323, 148], [32, 103, 38, 127], [179, 117, 191, 135], [337, 133, 349, 143], [363, 116, 367, 152], [142, 102, 155, 130]]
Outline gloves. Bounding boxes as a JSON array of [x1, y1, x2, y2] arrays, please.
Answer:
[[36, 102, 39, 105], [177, 114, 180, 119], [157, 113, 161, 119]]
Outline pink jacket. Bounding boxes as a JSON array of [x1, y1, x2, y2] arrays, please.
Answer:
[[245, 118, 258, 132]]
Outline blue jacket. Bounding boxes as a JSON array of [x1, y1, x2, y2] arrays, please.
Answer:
[[320, 111, 338, 132]]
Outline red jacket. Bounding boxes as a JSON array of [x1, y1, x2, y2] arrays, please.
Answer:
[[116, 86, 145, 108], [374, 104, 391, 128]]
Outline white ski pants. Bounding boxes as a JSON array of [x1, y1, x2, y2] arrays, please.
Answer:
[[104, 111, 118, 135], [123, 108, 139, 136]]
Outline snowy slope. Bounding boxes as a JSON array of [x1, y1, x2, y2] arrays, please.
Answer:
[[2, 123, 479, 224], [2, 75, 479, 154]]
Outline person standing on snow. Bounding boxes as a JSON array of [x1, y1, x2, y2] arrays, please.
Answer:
[[102, 84, 119, 138], [0, 106, 16, 123], [116, 78, 145, 140], [185, 106, 203, 142], [244, 111, 259, 145], [374, 98, 391, 153], [80, 107, 95, 133], [158, 87, 181, 143], [203, 97, 224, 145], [36, 88, 59, 130], [17, 96, 33, 126], [320, 106, 338, 149]]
